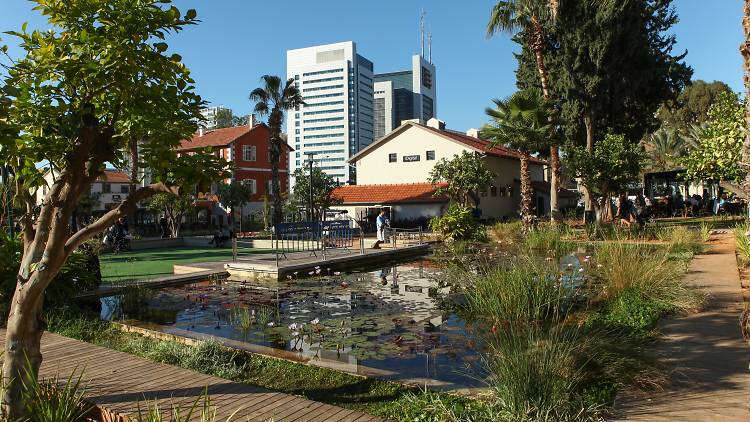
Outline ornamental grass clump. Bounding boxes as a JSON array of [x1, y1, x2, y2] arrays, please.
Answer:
[[734, 223, 750, 266], [591, 242, 702, 321], [18, 367, 93, 422], [666, 226, 704, 255]]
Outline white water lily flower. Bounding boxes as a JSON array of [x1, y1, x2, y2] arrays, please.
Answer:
[[578, 268, 584, 273], [334, 272, 341, 276], [288, 323, 298, 330], [311, 318, 320, 324], [291, 331, 300, 337], [567, 263, 573, 268], [267, 322, 274, 327]]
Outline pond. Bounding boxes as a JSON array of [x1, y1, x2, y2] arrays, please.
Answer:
[[101, 249, 589, 391]]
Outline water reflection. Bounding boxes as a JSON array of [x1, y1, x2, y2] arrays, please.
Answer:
[[102, 259, 484, 389]]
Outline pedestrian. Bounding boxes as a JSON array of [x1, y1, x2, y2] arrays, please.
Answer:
[[616, 193, 633, 227], [159, 214, 169, 238], [372, 209, 389, 249]]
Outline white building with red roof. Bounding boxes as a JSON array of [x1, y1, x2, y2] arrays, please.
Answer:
[[337, 118, 576, 223]]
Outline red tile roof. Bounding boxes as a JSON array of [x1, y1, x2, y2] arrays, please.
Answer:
[[177, 124, 295, 152], [332, 183, 448, 204], [425, 126, 546, 164], [99, 170, 130, 183], [178, 126, 256, 150]]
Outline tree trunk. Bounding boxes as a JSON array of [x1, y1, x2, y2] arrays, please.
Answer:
[[2, 282, 46, 419], [740, 1, 750, 199], [268, 111, 284, 226], [582, 111, 595, 221], [530, 16, 561, 222], [520, 153, 534, 230]]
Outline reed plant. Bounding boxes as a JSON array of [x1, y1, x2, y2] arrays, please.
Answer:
[[699, 221, 714, 242], [524, 224, 574, 258], [135, 390, 243, 422]]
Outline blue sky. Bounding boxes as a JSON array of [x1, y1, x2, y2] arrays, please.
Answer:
[[0, 0, 744, 132]]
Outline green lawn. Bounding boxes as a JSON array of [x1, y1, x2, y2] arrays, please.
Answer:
[[99, 246, 265, 283]]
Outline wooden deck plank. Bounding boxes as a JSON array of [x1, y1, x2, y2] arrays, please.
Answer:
[[0, 330, 386, 421]]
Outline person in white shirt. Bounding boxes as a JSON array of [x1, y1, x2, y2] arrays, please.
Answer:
[[372, 210, 389, 249]]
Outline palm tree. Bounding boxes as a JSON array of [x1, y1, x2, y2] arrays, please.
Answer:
[[481, 89, 552, 229], [487, 0, 563, 222], [644, 128, 685, 172], [741, 0, 750, 197], [249, 75, 304, 225]]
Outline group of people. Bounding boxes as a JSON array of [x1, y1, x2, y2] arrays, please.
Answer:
[[103, 216, 131, 252]]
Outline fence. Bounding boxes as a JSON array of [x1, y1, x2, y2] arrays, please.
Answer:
[[232, 220, 364, 266], [384, 226, 425, 248]]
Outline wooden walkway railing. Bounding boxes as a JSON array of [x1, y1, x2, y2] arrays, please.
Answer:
[[0, 330, 385, 422]]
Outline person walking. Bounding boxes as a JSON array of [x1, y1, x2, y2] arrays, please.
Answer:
[[372, 209, 389, 249]]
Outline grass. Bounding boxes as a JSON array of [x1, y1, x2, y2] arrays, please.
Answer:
[[99, 246, 267, 283], [45, 310, 478, 421]]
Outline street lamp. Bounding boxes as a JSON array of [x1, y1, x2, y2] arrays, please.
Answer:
[[304, 152, 315, 221]]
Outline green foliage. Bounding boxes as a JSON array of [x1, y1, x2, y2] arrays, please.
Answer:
[[0, 232, 100, 325], [644, 128, 686, 172], [147, 192, 194, 237], [135, 391, 241, 422], [666, 226, 704, 255], [595, 287, 671, 331], [429, 203, 486, 241], [524, 224, 574, 257], [657, 80, 735, 136], [20, 367, 93, 422], [681, 91, 746, 182], [290, 166, 340, 219], [591, 242, 703, 317], [515, 0, 692, 145], [734, 223, 750, 266], [217, 181, 253, 213], [213, 108, 234, 129], [565, 133, 645, 197], [428, 151, 494, 208], [481, 89, 554, 155], [699, 221, 714, 242]]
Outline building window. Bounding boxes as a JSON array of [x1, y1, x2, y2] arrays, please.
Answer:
[[388, 153, 397, 163], [267, 180, 273, 194], [120, 184, 130, 194], [426, 150, 435, 160], [242, 145, 256, 161], [490, 185, 497, 197], [242, 179, 257, 194], [295, 129, 300, 134], [102, 183, 111, 194]]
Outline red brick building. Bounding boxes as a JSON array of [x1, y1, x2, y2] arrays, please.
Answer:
[[177, 123, 293, 226]]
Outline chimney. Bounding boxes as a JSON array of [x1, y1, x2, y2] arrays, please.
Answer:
[[466, 128, 479, 138], [198, 127, 204, 137], [426, 118, 445, 131], [248, 114, 256, 127]]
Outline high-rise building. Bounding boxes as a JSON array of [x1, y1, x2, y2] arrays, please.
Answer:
[[374, 55, 437, 140], [286, 41, 375, 184], [199, 106, 232, 131]]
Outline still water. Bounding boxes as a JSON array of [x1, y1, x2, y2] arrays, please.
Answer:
[[102, 259, 487, 390], [101, 250, 589, 391]]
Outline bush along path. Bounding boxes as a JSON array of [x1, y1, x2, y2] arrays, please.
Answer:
[[613, 231, 750, 421]]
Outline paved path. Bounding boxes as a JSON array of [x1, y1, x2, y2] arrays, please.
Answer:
[[613, 232, 750, 421], [0, 330, 384, 422]]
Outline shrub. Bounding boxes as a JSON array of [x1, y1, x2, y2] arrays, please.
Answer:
[[429, 203, 486, 241], [699, 221, 714, 242]]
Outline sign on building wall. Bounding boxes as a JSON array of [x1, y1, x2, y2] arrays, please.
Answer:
[[402, 155, 421, 162]]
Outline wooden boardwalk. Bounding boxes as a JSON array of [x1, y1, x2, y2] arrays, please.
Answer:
[[0, 331, 385, 422]]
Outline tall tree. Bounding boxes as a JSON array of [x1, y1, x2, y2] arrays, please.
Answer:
[[217, 180, 253, 228], [481, 89, 553, 228], [428, 151, 495, 209], [487, 0, 563, 222], [730, 1, 750, 199], [657, 80, 734, 136], [249, 76, 304, 225], [565, 133, 645, 221], [147, 192, 194, 238], [0, 2, 227, 417], [215, 108, 233, 129], [291, 167, 340, 221], [514, 0, 692, 215]]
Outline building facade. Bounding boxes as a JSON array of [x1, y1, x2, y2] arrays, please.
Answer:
[[373, 55, 437, 140], [344, 119, 576, 221], [177, 123, 292, 226], [286, 41, 375, 185], [199, 106, 232, 131]]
